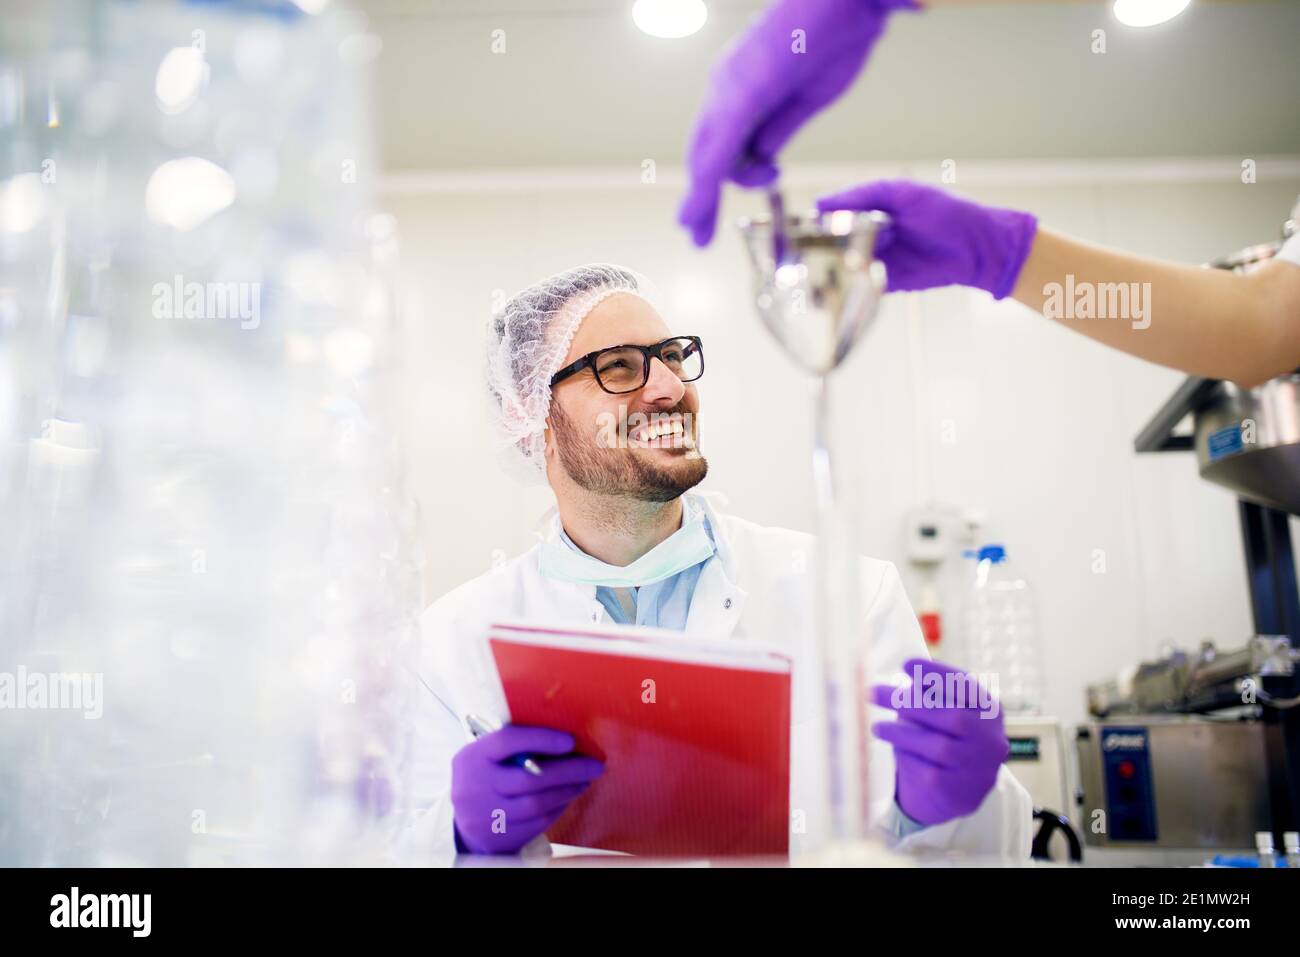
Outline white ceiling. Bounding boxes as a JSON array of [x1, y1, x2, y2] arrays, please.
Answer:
[[358, 0, 1300, 171]]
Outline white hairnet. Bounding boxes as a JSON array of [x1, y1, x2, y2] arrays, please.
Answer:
[[486, 263, 654, 484]]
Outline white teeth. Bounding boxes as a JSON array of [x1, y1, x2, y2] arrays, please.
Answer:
[[632, 417, 686, 443]]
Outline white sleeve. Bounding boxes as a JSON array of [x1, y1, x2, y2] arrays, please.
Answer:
[[1275, 232, 1300, 267], [863, 560, 1034, 861], [387, 599, 492, 864], [388, 669, 461, 865]]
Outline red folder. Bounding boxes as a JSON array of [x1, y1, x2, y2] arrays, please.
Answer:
[[488, 621, 792, 857]]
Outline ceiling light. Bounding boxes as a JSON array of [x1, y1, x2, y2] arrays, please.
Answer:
[[1113, 0, 1192, 28], [633, 0, 707, 39]]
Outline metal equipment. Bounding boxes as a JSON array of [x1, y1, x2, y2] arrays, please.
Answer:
[[1098, 200, 1300, 857], [1003, 717, 1083, 861], [1077, 716, 1272, 849], [1076, 637, 1299, 851]]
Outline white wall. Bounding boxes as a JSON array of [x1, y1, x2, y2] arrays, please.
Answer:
[[382, 160, 1300, 727]]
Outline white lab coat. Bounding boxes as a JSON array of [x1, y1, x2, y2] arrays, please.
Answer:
[[397, 493, 1032, 863]]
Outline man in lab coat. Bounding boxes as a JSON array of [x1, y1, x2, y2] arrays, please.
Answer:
[[404, 264, 1032, 862]]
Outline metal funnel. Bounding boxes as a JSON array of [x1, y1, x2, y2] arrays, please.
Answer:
[[738, 208, 890, 374]]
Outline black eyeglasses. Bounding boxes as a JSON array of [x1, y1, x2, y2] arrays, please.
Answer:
[[550, 336, 704, 395]]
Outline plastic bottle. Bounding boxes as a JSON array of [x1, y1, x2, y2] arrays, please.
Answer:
[[1283, 832, 1300, 868], [1256, 832, 1278, 868], [960, 544, 1044, 715]]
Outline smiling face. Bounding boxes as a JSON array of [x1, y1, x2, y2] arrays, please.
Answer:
[[545, 292, 707, 502]]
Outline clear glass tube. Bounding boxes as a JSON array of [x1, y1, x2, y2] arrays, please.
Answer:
[[810, 374, 872, 846]]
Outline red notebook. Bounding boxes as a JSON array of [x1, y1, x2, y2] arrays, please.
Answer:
[[487, 621, 792, 857]]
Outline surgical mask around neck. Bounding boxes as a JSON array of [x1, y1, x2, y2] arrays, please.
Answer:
[[539, 513, 715, 588]]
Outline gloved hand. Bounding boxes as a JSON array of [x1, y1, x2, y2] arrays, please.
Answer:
[[816, 179, 1038, 299], [451, 725, 604, 854], [678, 0, 918, 247], [871, 657, 1009, 827]]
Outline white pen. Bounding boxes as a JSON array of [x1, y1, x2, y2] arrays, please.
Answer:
[[466, 713, 544, 777], [409, 666, 545, 776]]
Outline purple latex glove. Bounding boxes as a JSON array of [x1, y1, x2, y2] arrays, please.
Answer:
[[451, 725, 604, 855], [871, 657, 1009, 827], [678, 0, 919, 247], [816, 179, 1038, 299]]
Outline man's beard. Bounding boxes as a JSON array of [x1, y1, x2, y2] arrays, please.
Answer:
[[550, 400, 708, 502]]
